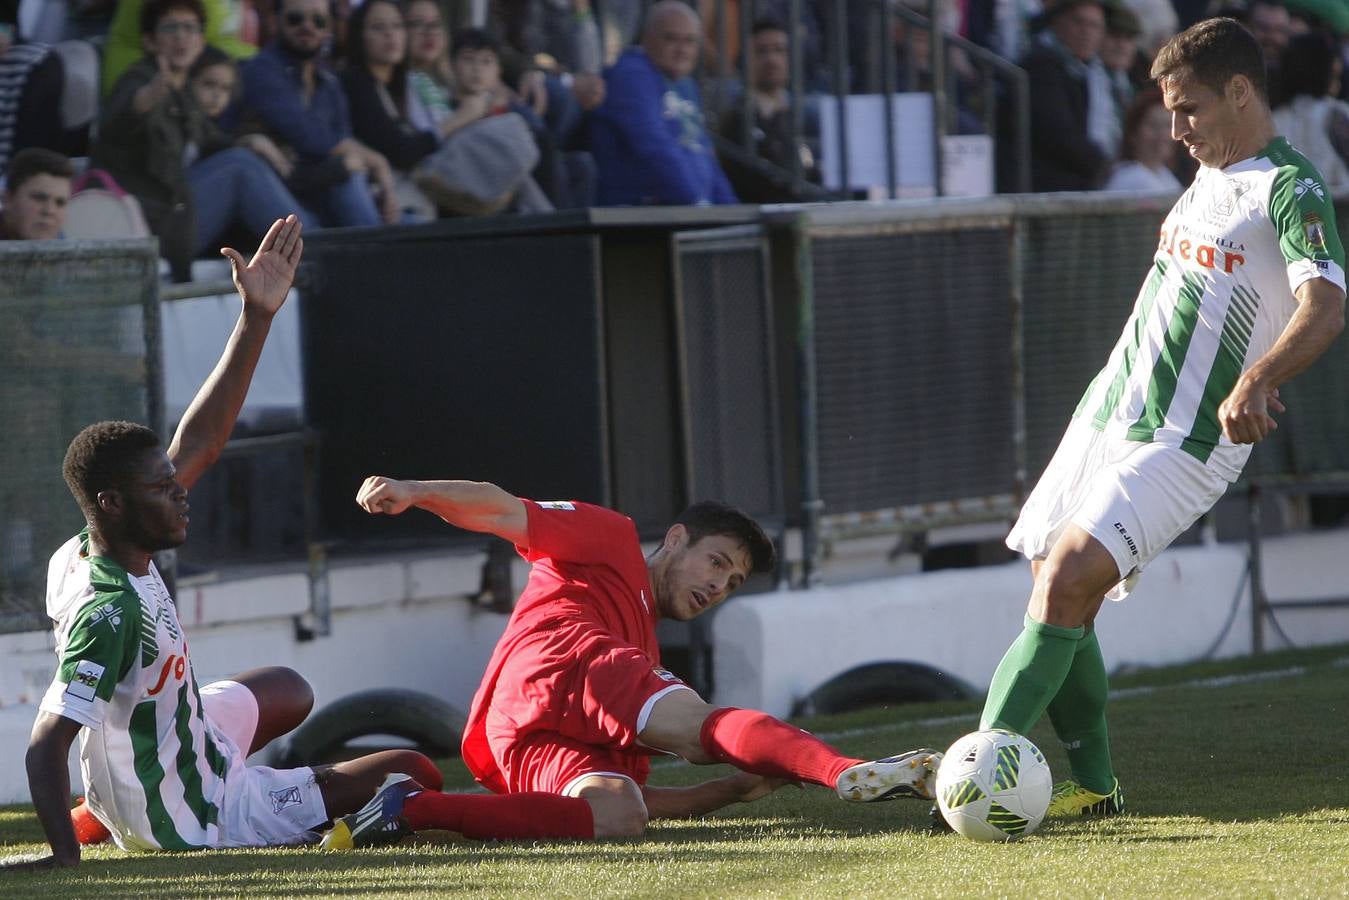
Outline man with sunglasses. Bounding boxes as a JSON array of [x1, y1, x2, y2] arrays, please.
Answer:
[[240, 0, 400, 227]]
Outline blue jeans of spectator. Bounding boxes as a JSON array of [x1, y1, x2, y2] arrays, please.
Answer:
[[296, 171, 382, 228], [188, 147, 314, 254]]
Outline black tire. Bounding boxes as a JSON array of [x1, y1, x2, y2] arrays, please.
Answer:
[[792, 661, 975, 718], [274, 688, 467, 767]]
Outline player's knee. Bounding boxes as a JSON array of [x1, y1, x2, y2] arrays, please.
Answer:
[[592, 797, 648, 838], [1034, 561, 1101, 626], [282, 669, 315, 718], [574, 776, 648, 838], [384, 749, 443, 791]]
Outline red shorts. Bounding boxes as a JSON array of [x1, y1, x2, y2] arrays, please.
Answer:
[[482, 620, 692, 794]]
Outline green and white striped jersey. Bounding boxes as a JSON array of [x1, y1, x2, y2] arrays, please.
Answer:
[[1074, 137, 1346, 481], [39, 530, 244, 851]]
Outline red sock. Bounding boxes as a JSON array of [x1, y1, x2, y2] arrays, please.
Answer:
[[71, 797, 111, 845], [403, 790, 594, 840], [699, 707, 863, 788]]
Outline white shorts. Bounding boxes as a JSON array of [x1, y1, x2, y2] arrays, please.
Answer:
[[200, 680, 328, 847], [1007, 419, 1229, 600]]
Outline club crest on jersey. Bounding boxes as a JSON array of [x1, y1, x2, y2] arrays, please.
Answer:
[[1207, 178, 1252, 221], [537, 501, 576, 510], [65, 660, 105, 703], [89, 602, 122, 631], [1304, 214, 1327, 249], [1294, 176, 1325, 201], [270, 785, 303, 814]]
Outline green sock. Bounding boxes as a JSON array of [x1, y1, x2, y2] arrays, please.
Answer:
[[980, 614, 1085, 735], [1046, 628, 1115, 794]]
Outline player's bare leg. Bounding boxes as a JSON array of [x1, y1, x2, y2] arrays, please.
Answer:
[[229, 666, 315, 754], [315, 749, 444, 819], [640, 688, 940, 802]]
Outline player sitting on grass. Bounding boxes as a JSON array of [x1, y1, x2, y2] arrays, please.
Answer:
[[319, 477, 942, 849], [5, 217, 441, 871]]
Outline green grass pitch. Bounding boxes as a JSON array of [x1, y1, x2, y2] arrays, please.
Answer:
[[3, 643, 1347, 898]]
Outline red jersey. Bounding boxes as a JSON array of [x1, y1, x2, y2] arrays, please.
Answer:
[[461, 500, 662, 793]]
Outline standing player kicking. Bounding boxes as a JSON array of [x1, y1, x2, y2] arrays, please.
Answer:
[[322, 478, 942, 847], [978, 16, 1345, 821], [5, 217, 441, 871]]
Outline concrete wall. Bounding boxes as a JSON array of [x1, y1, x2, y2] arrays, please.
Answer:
[[710, 528, 1349, 718]]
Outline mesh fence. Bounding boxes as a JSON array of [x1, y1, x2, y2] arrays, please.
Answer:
[[674, 229, 783, 523], [804, 194, 1349, 535], [810, 224, 1017, 517], [0, 240, 159, 633]]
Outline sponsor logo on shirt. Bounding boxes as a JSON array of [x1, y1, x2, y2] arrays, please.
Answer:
[[537, 501, 576, 510], [652, 667, 681, 683], [65, 659, 105, 703], [270, 785, 303, 814]]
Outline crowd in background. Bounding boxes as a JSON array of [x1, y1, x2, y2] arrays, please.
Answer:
[[3, 0, 1349, 276]]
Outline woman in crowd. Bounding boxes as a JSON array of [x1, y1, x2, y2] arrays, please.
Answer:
[[1102, 88, 1182, 192]]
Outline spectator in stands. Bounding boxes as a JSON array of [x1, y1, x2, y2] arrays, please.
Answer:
[[0, 32, 98, 175], [1101, 0, 1146, 110], [339, 0, 437, 220], [1020, 0, 1115, 191], [890, 0, 984, 134], [0, 147, 71, 240], [190, 46, 296, 179], [1242, 0, 1292, 103], [241, 0, 399, 226], [102, 0, 259, 95], [94, 0, 312, 281], [590, 0, 737, 206], [717, 18, 822, 202], [1102, 88, 1182, 191], [449, 27, 581, 207], [405, 0, 454, 124], [1272, 30, 1349, 192]]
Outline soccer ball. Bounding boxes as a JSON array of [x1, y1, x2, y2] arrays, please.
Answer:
[[935, 729, 1052, 842]]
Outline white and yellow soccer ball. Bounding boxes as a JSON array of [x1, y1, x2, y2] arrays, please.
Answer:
[[935, 729, 1052, 842]]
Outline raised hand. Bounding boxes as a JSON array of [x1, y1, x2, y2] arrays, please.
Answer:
[[220, 215, 303, 317]]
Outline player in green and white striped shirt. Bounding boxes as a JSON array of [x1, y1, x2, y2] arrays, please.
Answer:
[[7, 216, 441, 871], [975, 18, 1346, 822]]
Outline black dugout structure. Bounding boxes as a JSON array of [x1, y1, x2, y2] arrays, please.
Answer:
[[297, 209, 786, 546]]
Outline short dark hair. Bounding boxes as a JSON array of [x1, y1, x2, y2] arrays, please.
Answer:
[[676, 501, 776, 574], [750, 17, 787, 37], [450, 27, 500, 59], [4, 147, 74, 193], [140, 0, 207, 35], [63, 421, 162, 521], [189, 44, 234, 79], [1151, 17, 1268, 100], [1279, 31, 1337, 102]]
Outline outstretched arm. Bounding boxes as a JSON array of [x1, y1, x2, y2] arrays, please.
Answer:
[[641, 771, 787, 819], [4, 713, 84, 871], [167, 216, 304, 491], [1219, 277, 1345, 444], [356, 476, 529, 546]]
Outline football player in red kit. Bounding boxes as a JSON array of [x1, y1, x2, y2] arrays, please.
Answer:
[[321, 477, 942, 847]]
